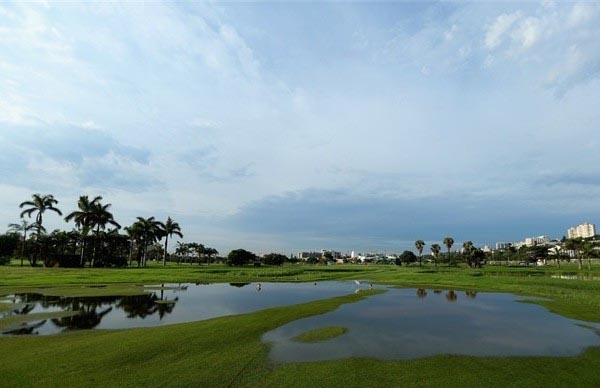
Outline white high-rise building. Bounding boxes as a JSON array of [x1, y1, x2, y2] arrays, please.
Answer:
[[567, 223, 596, 239], [524, 236, 549, 247]]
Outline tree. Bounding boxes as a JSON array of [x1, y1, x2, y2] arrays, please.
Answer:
[[443, 237, 454, 265], [64, 195, 103, 266], [160, 217, 183, 266], [227, 249, 255, 266], [430, 243, 441, 267], [130, 217, 165, 266], [204, 247, 218, 264], [7, 220, 35, 266], [564, 238, 583, 270], [580, 241, 596, 270], [89, 202, 121, 267], [19, 194, 62, 240], [262, 253, 287, 266], [399, 250, 417, 265], [414, 240, 425, 267]]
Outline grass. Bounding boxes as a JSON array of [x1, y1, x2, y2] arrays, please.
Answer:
[[0, 310, 80, 331], [292, 326, 348, 343], [1, 263, 600, 387]]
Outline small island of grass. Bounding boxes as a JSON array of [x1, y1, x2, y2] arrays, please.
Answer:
[[292, 326, 348, 343]]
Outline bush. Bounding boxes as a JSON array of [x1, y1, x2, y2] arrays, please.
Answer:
[[227, 249, 256, 266]]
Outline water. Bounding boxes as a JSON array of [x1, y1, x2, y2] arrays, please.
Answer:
[[0, 282, 357, 335], [263, 288, 600, 361], [2, 283, 599, 362]]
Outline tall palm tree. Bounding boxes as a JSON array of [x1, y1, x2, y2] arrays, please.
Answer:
[[89, 203, 121, 267], [124, 224, 142, 267], [204, 247, 219, 264], [19, 194, 62, 239], [64, 195, 103, 266], [131, 217, 165, 267], [443, 237, 454, 265], [430, 243, 441, 268], [7, 220, 35, 266], [414, 240, 425, 267], [160, 217, 183, 266]]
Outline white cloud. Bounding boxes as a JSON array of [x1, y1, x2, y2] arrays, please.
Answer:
[[484, 12, 522, 49]]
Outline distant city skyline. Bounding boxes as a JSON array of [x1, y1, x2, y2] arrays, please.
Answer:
[[1, 2, 600, 254]]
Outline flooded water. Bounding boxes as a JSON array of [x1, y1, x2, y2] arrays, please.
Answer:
[[2, 283, 599, 361], [0, 282, 357, 335], [263, 288, 600, 361]]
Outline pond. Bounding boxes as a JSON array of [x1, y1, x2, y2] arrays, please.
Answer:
[[0, 282, 357, 335], [1, 283, 599, 362], [263, 287, 600, 361]]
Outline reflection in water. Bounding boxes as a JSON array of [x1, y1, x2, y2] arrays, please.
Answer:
[[1, 282, 361, 336], [264, 289, 600, 362], [1, 292, 179, 334], [445, 290, 457, 302], [465, 291, 477, 299]]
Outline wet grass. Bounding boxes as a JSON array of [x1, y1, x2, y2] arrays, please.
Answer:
[[292, 326, 348, 343], [0, 311, 80, 331]]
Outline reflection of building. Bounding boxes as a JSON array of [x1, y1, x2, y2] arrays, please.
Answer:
[[524, 236, 549, 247], [567, 223, 596, 239]]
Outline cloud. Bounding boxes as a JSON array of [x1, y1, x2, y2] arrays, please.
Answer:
[[0, 124, 155, 191], [485, 12, 522, 49], [226, 188, 579, 250]]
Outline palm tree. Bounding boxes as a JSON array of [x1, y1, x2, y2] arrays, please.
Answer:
[[7, 220, 35, 266], [160, 217, 183, 266], [19, 194, 62, 239], [443, 237, 454, 265], [414, 240, 425, 266], [89, 202, 121, 267], [131, 217, 165, 266], [204, 247, 219, 264], [124, 224, 142, 266], [430, 243, 441, 267], [64, 195, 103, 266]]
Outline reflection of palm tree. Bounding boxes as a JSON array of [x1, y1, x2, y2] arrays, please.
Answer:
[[416, 288, 427, 298], [465, 291, 477, 299], [3, 319, 47, 335], [445, 290, 457, 302], [51, 307, 113, 331]]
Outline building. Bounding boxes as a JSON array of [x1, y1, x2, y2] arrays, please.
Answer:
[[495, 242, 512, 250], [567, 223, 596, 239], [298, 251, 322, 260], [524, 236, 549, 247]]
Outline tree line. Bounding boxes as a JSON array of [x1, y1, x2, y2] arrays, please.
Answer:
[[2, 193, 213, 267]]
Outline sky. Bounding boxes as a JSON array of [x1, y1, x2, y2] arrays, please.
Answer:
[[1, 1, 600, 255]]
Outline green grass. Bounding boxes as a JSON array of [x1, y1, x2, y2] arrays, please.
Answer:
[[292, 326, 348, 343], [0, 311, 80, 331], [1, 264, 600, 387]]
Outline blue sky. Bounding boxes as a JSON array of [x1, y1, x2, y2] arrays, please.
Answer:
[[1, 1, 600, 254]]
